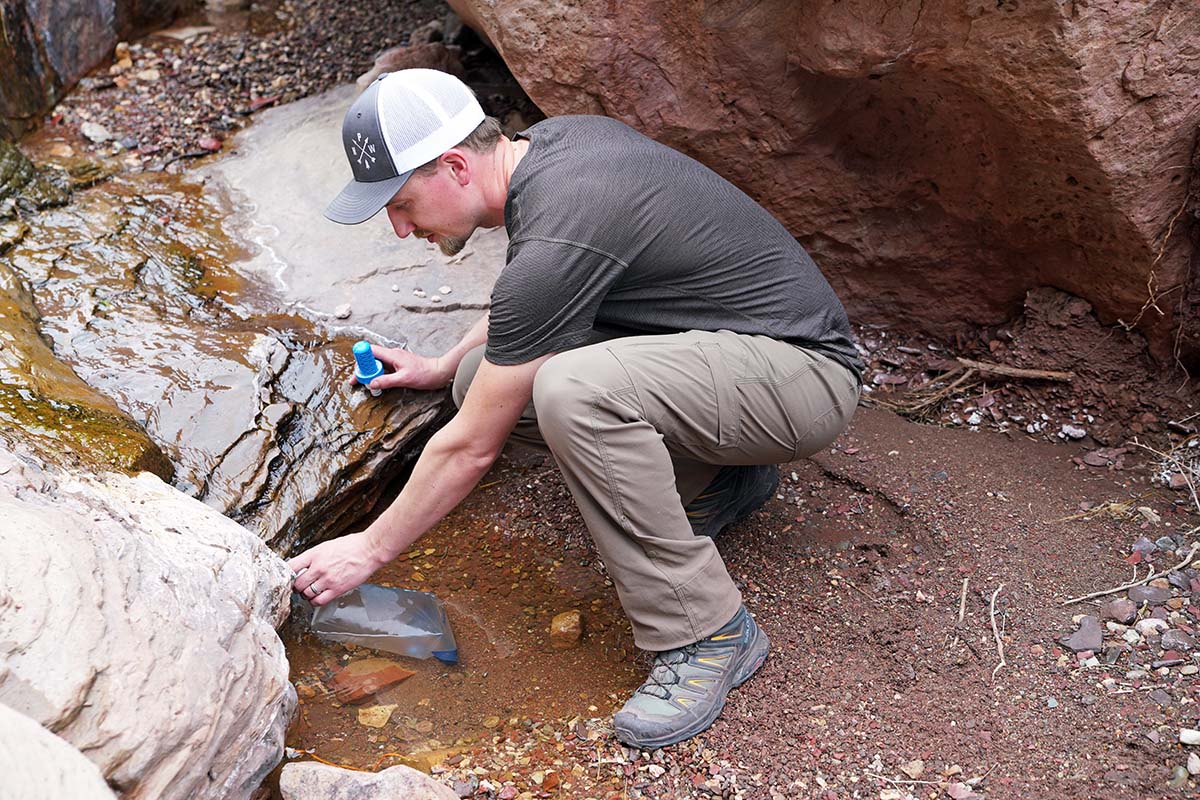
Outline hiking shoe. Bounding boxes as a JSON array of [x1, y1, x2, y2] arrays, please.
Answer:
[[612, 605, 769, 749], [685, 465, 780, 538]]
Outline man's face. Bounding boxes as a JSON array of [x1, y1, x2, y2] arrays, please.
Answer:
[[384, 165, 472, 257]]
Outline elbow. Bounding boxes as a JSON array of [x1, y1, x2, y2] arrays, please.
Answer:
[[430, 425, 502, 475]]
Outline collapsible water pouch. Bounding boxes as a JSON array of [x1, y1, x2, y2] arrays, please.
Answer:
[[310, 583, 458, 663]]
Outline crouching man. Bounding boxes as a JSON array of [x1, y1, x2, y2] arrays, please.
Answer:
[[289, 69, 862, 748]]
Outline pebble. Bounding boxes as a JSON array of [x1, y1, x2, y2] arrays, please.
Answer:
[[198, 135, 222, 152], [430, 295, 442, 304], [413, 288, 426, 298], [647, 764, 665, 779], [1046, 696, 1058, 708], [439, 285, 452, 295], [549, 609, 583, 649], [1061, 615, 1103, 652], [333, 303, 352, 319], [356, 703, 397, 728], [1061, 424, 1087, 439], [1122, 629, 1142, 646], [1135, 618, 1170, 636], [1156, 536, 1178, 551], [1162, 630, 1196, 651], [1129, 585, 1172, 605], [390, 284, 400, 292], [1182, 665, 1199, 675], [81, 121, 113, 143], [1102, 598, 1137, 625], [1189, 753, 1200, 776], [1180, 728, 1200, 745], [1132, 537, 1158, 555], [1168, 765, 1190, 789]]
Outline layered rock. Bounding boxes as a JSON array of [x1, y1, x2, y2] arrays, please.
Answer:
[[0, 446, 294, 800], [280, 762, 459, 800], [448, 0, 1199, 367], [1, 142, 172, 478], [0, 703, 117, 800], [0, 0, 195, 140]]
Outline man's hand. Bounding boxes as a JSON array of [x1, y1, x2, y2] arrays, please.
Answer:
[[346, 345, 452, 392], [288, 531, 387, 606]]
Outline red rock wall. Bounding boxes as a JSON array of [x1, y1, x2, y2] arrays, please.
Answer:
[[448, 0, 1198, 367], [0, 0, 195, 140]]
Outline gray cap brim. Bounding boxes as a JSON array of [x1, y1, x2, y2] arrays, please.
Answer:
[[324, 171, 413, 225]]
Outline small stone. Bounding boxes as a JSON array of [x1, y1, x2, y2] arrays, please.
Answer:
[[1162, 630, 1196, 651], [333, 303, 352, 319], [1188, 753, 1200, 776], [1123, 629, 1142, 645], [498, 786, 518, 800], [1168, 765, 1190, 789], [967, 412, 983, 425], [1170, 473, 1191, 491], [1138, 506, 1162, 525], [118, 136, 138, 150], [1156, 536, 1178, 551], [1129, 586, 1172, 605], [1102, 599, 1138, 625], [357, 703, 397, 728], [439, 285, 452, 295], [899, 759, 924, 779], [1061, 424, 1087, 439], [135, 68, 161, 81], [430, 295, 442, 304], [1180, 728, 1200, 745], [198, 135, 222, 152], [413, 288, 426, 298], [1061, 615, 1103, 652], [482, 716, 501, 729], [1046, 696, 1058, 709], [1132, 537, 1158, 554], [81, 121, 112, 143], [391, 284, 400, 292], [1181, 665, 1199, 675], [1136, 618, 1170, 636], [647, 764, 665, 779], [1168, 571, 1192, 592], [549, 609, 583, 649]]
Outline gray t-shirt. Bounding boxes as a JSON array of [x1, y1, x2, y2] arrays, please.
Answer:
[[485, 115, 862, 380]]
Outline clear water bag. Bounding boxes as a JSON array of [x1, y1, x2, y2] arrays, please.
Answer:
[[310, 583, 458, 663]]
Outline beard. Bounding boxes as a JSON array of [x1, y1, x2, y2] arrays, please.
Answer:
[[415, 229, 469, 257], [436, 235, 468, 257]]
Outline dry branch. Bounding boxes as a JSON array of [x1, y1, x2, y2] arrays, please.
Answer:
[[955, 358, 1074, 382], [990, 584, 1007, 682], [1062, 541, 1200, 606]]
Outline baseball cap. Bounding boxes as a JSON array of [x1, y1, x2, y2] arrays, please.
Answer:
[[325, 69, 486, 225]]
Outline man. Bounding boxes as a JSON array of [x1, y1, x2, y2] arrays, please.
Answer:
[[289, 68, 862, 749]]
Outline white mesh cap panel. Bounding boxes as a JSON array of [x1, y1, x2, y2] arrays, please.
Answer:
[[377, 69, 485, 173]]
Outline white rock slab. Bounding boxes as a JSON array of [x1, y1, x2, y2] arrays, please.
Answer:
[[280, 762, 459, 800], [208, 83, 508, 356], [0, 702, 116, 800], [0, 448, 295, 800]]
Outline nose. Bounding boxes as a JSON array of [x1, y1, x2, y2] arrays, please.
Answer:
[[386, 206, 414, 238]]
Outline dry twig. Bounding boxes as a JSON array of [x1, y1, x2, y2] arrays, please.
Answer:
[[989, 584, 1007, 682], [958, 577, 969, 623], [956, 358, 1074, 382], [1062, 540, 1200, 606]]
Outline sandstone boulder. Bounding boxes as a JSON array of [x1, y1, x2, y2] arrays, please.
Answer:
[[0, 703, 117, 800], [448, 0, 1199, 367], [0, 447, 295, 800], [280, 762, 459, 800]]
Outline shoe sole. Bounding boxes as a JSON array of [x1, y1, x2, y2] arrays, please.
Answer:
[[695, 467, 780, 538], [614, 620, 771, 749]]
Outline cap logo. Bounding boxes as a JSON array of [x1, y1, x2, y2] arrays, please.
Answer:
[[351, 132, 377, 170]]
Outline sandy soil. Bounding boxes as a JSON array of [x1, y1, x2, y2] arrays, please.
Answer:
[[280, 403, 1200, 800]]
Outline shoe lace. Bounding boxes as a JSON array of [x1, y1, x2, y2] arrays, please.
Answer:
[[637, 644, 699, 700]]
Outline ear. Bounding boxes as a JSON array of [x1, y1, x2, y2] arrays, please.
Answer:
[[439, 149, 471, 186]]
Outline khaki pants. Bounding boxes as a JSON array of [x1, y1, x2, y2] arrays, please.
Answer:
[[453, 330, 859, 651]]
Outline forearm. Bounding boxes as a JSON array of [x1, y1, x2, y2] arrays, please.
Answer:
[[361, 423, 496, 562], [433, 313, 489, 383]]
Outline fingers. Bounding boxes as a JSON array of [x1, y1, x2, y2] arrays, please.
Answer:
[[366, 371, 411, 392]]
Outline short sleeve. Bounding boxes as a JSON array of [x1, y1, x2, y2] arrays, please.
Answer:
[[485, 237, 627, 365]]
